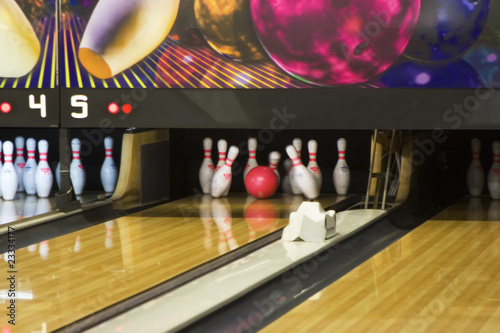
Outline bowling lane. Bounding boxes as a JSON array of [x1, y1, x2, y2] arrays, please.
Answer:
[[12, 193, 344, 332], [262, 197, 500, 332]]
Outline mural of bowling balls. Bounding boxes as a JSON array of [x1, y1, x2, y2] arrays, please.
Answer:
[[404, 0, 489, 62], [250, 0, 420, 86], [378, 57, 483, 88], [169, 0, 206, 46], [194, 0, 266, 61], [463, 44, 500, 87]]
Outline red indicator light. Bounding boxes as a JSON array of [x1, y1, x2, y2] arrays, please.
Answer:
[[0, 102, 11, 113], [122, 104, 132, 114], [108, 103, 119, 114]]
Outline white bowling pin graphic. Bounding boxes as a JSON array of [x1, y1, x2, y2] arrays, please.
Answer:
[[211, 146, 239, 198], [286, 145, 319, 200], [0, 0, 41, 77], [35, 140, 53, 198], [70, 138, 86, 195], [105, 221, 114, 249], [334, 138, 350, 195], [55, 161, 61, 191], [39, 240, 49, 260], [1, 141, 18, 200], [307, 140, 322, 190], [268, 151, 281, 183], [199, 137, 215, 194], [23, 138, 37, 195], [0, 140, 3, 198], [244, 138, 258, 180], [487, 141, 500, 200], [467, 138, 485, 196], [282, 158, 292, 193], [289, 138, 302, 195], [216, 139, 227, 171], [101, 137, 118, 193], [14, 136, 25, 192], [79, 0, 181, 79]]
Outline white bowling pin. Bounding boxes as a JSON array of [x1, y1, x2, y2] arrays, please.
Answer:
[[289, 138, 302, 195], [282, 159, 292, 193], [244, 138, 258, 180], [212, 198, 238, 251], [23, 195, 37, 218], [286, 145, 319, 200], [333, 138, 350, 195], [199, 137, 215, 194], [487, 141, 500, 200], [268, 151, 281, 183], [0, 0, 41, 77], [23, 138, 37, 195], [70, 138, 86, 195], [216, 139, 227, 171], [101, 137, 118, 193], [39, 240, 49, 260], [211, 146, 239, 198], [0, 140, 3, 198], [55, 161, 61, 191], [1, 141, 18, 200], [35, 140, 53, 198], [79, 0, 181, 79], [14, 136, 25, 192], [105, 221, 114, 249], [467, 138, 485, 196], [307, 140, 322, 190]]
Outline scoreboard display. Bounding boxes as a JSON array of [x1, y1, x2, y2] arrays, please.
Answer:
[[2, 0, 500, 129]]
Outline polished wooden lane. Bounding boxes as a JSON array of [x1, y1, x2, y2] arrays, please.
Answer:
[[10, 193, 344, 332], [263, 197, 500, 332]]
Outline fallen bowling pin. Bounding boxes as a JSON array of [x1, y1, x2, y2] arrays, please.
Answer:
[[79, 0, 181, 79], [0, 0, 41, 77], [286, 145, 319, 200], [211, 146, 239, 198]]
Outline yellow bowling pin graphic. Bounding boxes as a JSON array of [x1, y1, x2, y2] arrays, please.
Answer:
[[79, 0, 181, 79], [0, 0, 40, 77]]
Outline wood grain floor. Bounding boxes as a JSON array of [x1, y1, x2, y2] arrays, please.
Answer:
[[263, 196, 500, 333], [6, 193, 342, 332]]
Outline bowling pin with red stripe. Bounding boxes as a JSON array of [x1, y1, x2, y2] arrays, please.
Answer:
[[467, 138, 485, 196], [35, 140, 53, 198], [286, 145, 319, 200], [307, 140, 322, 190], [14, 136, 25, 192], [268, 151, 281, 183], [211, 146, 239, 198], [199, 137, 215, 194], [488, 141, 500, 200], [216, 139, 227, 171], [23, 138, 37, 195], [1, 141, 18, 200], [244, 138, 258, 180], [289, 138, 302, 195], [70, 138, 86, 195], [101, 137, 118, 193], [333, 138, 350, 195]]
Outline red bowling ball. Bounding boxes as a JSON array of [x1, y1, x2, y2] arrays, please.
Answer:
[[245, 166, 278, 199], [250, 0, 420, 86]]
